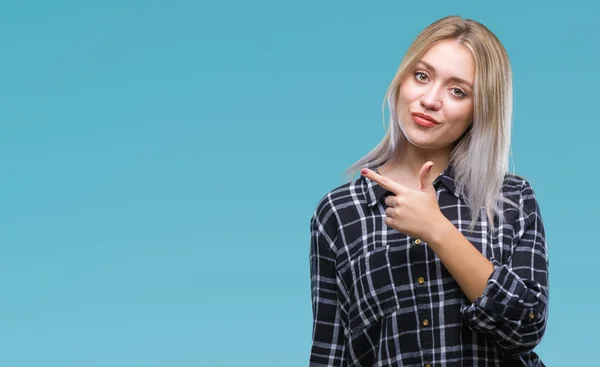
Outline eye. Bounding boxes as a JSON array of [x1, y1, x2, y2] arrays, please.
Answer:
[[451, 87, 466, 98], [414, 71, 429, 82]]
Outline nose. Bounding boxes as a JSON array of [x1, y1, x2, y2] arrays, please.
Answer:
[[420, 86, 442, 111]]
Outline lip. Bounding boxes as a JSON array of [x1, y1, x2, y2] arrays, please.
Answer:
[[410, 112, 440, 128]]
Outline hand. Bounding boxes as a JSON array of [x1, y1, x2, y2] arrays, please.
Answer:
[[360, 161, 448, 242]]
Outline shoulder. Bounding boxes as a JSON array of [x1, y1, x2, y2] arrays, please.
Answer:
[[501, 172, 543, 222], [502, 173, 538, 200], [311, 177, 369, 228]]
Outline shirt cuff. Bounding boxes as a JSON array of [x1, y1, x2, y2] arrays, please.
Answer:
[[461, 260, 546, 329]]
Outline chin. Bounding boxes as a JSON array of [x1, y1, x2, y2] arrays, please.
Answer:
[[400, 124, 442, 149], [405, 136, 442, 150]]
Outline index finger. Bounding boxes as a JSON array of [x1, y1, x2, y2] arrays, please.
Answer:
[[360, 168, 407, 195]]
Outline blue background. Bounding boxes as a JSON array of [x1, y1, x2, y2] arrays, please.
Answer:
[[0, 1, 596, 366]]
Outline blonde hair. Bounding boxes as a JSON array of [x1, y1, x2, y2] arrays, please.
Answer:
[[346, 15, 518, 232]]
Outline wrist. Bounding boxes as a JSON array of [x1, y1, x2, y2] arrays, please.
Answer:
[[424, 214, 455, 248]]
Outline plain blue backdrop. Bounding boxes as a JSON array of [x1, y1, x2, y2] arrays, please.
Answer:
[[1, 0, 597, 366]]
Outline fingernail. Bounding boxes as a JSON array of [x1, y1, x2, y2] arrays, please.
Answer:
[[361, 168, 368, 175]]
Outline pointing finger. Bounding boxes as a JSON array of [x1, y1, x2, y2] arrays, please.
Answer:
[[361, 168, 408, 195]]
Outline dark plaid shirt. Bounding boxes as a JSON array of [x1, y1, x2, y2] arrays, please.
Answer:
[[308, 165, 549, 367]]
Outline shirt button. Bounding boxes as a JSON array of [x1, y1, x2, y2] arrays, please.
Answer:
[[422, 319, 429, 327], [529, 312, 536, 319], [425, 364, 431, 367], [415, 238, 422, 245], [417, 277, 425, 284]]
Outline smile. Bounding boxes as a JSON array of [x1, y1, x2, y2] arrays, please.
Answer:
[[410, 112, 439, 127]]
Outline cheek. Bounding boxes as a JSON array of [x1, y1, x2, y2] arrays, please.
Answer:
[[397, 80, 422, 102], [396, 85, 409, 106], [445, 101, 473, 126], [396, 88, 420, 115]]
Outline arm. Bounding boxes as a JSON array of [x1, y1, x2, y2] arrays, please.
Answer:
[[309, 210, 347, 367], [427, 219, 494, 303], [429, 180, 549, 356], [359, 167, 549, 356]]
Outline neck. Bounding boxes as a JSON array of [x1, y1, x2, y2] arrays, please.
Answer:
[[380, 141, 453, 184]]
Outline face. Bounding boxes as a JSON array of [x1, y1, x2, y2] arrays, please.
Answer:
[[396, 39, 475, 151]]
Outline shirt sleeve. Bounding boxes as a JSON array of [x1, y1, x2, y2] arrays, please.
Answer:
[[309, 199, 348, 367], [460, 179, 549, 356]]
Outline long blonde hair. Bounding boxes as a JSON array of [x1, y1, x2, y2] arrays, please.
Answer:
[[346, 16, 518, 232]]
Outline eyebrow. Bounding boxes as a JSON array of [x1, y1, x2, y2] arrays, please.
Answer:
[[418, 60, 474, 89]]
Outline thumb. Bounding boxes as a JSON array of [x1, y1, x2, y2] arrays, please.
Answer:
[[419, 161, 435, 193]]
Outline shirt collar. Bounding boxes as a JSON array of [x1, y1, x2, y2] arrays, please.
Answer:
[[364, 163, 461, 207]]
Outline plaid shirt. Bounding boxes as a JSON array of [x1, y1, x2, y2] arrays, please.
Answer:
[[309, 164, 549, 367]]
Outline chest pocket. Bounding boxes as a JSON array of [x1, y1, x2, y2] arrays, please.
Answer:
[[339, 245, 401, 334]]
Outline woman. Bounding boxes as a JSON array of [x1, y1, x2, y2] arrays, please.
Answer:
[[309, 16, 549, 367]]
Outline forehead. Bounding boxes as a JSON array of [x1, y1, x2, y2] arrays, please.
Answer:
[[420, 40, 475, 82]]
